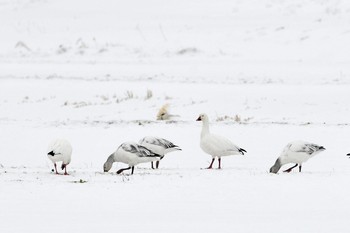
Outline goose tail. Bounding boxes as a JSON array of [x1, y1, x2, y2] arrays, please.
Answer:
[[239, 148, 247, 155]]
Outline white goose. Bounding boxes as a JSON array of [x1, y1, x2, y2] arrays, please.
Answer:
[[269, 140, 326, 174], [103, 142, 162, 175], [47, 139, 72, 175], [196, 113, 247, 169], [139, 136, 181, 169]]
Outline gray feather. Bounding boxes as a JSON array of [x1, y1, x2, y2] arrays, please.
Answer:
[[296, 144, 325, 155], [122, 143, 162, 158], [141, 137, 180, 150]]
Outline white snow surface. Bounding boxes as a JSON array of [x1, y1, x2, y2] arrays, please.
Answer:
[[1, 0, 350, 232]]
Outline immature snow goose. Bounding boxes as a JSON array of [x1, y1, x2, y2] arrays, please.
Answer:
[[103, 142, 162, 175], [269, 140, 326, 174], [139, 136, 181, 169], [196, 113, 247, 169], [47, 139, 72, 175]]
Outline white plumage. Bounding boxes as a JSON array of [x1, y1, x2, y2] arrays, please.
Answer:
[[47, 139, 72, 175], [103, 142, 162, 175], [270, 140, 326, 174], [196, 113, 246, 169], [139, 136, 181, 169]]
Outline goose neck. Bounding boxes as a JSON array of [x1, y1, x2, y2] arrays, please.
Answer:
[[201, 119, 210, 137], [107, 153, 115, 163]]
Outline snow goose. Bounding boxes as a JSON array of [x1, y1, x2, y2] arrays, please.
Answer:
[[103, 142, 162, 175], [269, 140, 326, 174], [196, 113, 247, 169], [139, 136, 181, 169], [47, 139, 72, 175]]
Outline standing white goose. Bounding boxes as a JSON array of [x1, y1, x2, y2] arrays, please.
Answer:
[[196, 113, 247, 169], [139, 136, 181, 169], [269, 140, 326, 174], [47, 139, 72, 175], [103, 142, 162, 175]]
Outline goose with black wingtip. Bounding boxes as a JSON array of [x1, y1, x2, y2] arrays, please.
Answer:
[[47, 139, 72, 175], [270, 140, 326, 174], [103, 142, 162, 175], [196, 113, 247, 169]]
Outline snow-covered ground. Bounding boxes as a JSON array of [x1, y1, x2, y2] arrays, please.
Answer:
[[1, 0, 350, 232]]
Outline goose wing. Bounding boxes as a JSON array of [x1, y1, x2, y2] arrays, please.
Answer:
[[289, 141, 325, 155], [121, 143, 162, 158], [140, 136, 180, 149], [203, 134, 245, 155]]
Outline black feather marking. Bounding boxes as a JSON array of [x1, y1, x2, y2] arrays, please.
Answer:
[[296, 144, 325, 155], [137, 145, 163, 158], [144, 137, 180, 149], [239, 148, 247, 154], [122, 143, 162, 158]]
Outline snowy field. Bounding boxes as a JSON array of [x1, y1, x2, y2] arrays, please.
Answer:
[[1, 0, 350, 232]]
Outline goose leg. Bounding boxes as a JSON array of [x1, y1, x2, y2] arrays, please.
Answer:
[[156, 161, 160, 169], [151, 162, 154, 169], [131, 166, 135, 175], [218, 158, 221, 169], [117, 167, 131, 174], [64, 165, 68, 175], [299, 164, 302, 172], [283, 164, 298, 173], [206, 158, 215, 169], [54, 163, 59, 174]]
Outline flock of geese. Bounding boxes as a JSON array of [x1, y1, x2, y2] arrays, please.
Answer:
[[47, 113, 331, 175]]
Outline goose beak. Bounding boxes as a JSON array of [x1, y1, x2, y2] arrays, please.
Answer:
[[196, 116, 202, 121]]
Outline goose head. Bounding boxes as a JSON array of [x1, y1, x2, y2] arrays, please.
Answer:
[[103, 160, 113, 172], [269, 158, 282, 174], [196, 113, 208, 122]]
